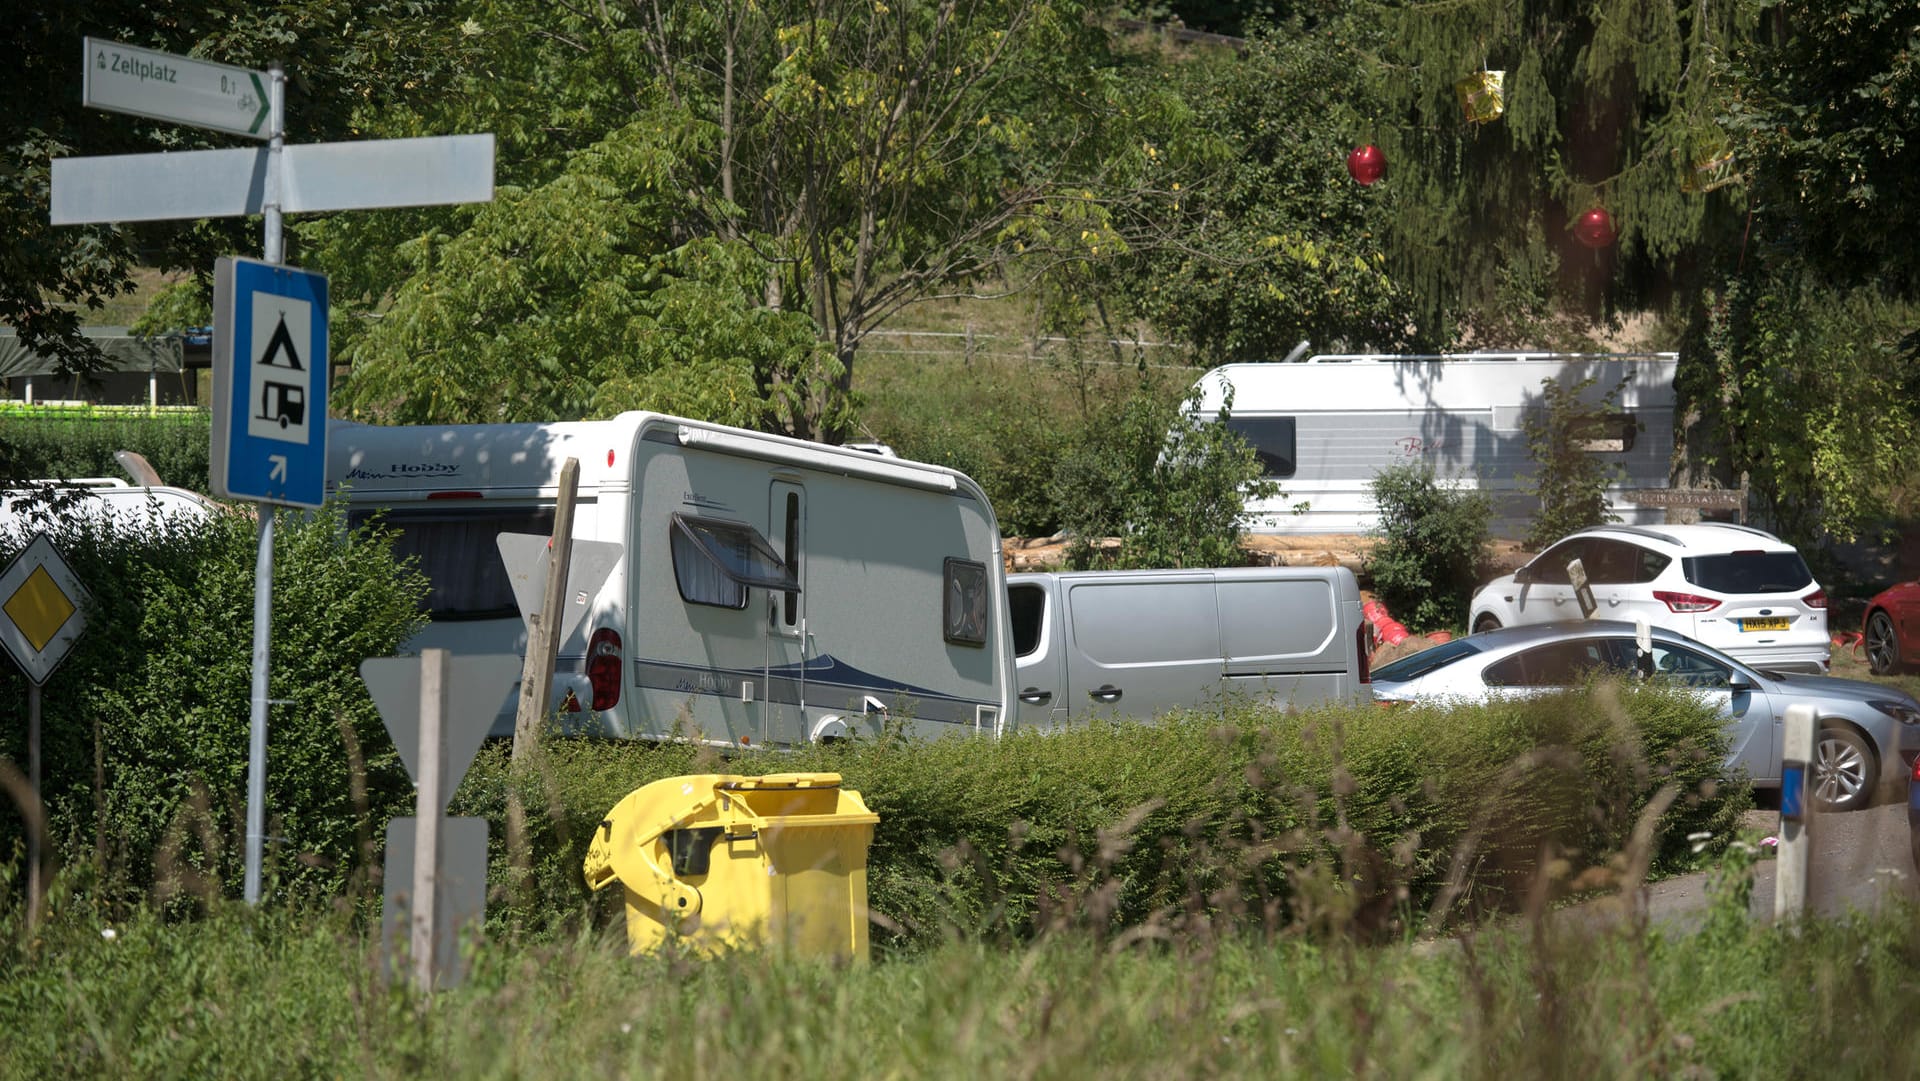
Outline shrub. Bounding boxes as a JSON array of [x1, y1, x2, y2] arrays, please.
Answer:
[[0, 502, 427, 910], [1366, 461, 1493, 631]]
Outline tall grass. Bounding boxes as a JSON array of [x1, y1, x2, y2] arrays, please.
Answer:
[[3, 678, 1798, 1078], [5, 864, 1918, 1079]]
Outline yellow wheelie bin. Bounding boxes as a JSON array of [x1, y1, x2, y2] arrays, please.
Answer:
[[583, 773, 880, 963]]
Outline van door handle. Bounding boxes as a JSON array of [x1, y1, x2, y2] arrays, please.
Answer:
[[1019, 688, 1052, 705], [1089, 685, 1122, 703]]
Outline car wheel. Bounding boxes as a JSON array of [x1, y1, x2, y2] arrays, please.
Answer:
[[1473, 614, 1502, 634], [1812, 725, 1876, 813], [1867, 611, 1901, 675]]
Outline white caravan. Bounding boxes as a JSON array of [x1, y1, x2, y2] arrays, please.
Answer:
[[1189, 352, 1679, 535], [326, 413, 1014, 747]]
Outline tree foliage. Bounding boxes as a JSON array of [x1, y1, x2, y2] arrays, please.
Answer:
[[1680, 272, 1920, 544], [1112, 21, 1422, 360], [1359, 0, 1756, 340], [1724, 0, 1920, 296], [1052, 381, 1278, 569], [314, 0, 1187, 437], [2, 3, 477, 371], [331, 120, 831, 428], [1521, 376, 1628, 549]]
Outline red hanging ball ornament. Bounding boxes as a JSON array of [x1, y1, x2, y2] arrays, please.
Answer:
[[1575, 206, 1616, 248], [1346, 144, 1385, 186]]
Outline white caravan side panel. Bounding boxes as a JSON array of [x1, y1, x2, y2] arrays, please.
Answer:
[[1191, 354, 1678, 535]]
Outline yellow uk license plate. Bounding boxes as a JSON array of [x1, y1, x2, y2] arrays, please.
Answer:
[[1740, 617, 1791, 632]]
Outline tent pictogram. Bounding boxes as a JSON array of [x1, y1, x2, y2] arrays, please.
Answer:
[[257, 312, 304, 370]]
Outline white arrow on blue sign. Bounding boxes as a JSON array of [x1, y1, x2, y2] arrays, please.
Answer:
[[210, 257, 330, 507]]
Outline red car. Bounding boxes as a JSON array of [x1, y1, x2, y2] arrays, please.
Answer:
[[1863, 582, 1920, 674]]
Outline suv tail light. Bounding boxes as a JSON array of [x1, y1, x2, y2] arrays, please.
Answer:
[[587, 628, 623, 711], [1357, 624, 1372, 684], [1803, 588, 1828, 610], [1653, 590, 1721, 613]]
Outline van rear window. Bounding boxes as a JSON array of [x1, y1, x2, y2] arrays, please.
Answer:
[[349, 505, 555, 620], [1681, 551, 1813, 595], [1008, 583, 1046, 658]]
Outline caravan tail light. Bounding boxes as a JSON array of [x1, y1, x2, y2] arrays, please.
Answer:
[[1653, 590, 1720, 613], [1356, 624, 1372, 684], [587, 628, 623, 711]]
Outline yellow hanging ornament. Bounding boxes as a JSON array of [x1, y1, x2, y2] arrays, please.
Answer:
[[1454, 69, 1506, 125]]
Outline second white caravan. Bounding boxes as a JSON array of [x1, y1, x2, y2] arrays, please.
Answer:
[[1189, 352, 1679, 535], [327, 412, 1014, 747]]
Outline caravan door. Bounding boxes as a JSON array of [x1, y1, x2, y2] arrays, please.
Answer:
[[765, 479, 807, 744]]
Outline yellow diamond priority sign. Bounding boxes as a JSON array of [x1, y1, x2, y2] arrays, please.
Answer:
[[0, 534, 91, 685]]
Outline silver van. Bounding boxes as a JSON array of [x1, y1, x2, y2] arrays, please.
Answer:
[[1007, 566, 1370, 727]]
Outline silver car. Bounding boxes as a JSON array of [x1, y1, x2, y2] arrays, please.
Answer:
[[1372, 621, 1920, 812]]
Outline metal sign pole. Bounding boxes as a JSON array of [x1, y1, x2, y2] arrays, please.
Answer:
[[242, 63, 287, 906], [26, 683, 41, 927]]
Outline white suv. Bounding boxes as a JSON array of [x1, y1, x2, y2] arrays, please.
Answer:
[[1467, 523, 1829, 674]]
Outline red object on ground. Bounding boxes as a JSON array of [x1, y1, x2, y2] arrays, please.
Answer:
[[1347, 144, 1386, 186], [1378, 621, 1410, 646], [1426, 631, 1453, 644], [1363, 600, 1388, 624]]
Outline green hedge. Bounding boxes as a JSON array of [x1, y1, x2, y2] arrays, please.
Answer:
[[1, 492, 1740, 940], [0, 502, 426, 909], [457, 680, 1744, 948], [0, 405, 212, 491]]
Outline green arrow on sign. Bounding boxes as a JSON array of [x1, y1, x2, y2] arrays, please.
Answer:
[[81, 37, 274, 140], [247, 71, 268, 134]]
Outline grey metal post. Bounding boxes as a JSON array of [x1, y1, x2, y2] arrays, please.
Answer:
[[242, 513, 274, 904], [26, 683, 40, 927], [263, 63, 284, 263], [412, 648, 448, 991], [242, 63, 288, 906], [1775, 703, 1815, 921]]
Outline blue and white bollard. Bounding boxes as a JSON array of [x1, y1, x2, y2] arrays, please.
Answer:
[[1775, 703, 1815, 921]]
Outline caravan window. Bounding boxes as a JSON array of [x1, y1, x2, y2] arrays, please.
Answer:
[[943, 558, 990, 647], [670, 514, 796, 609], [348, 505, 554, 620], [1220, 416, 1296, 478]]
